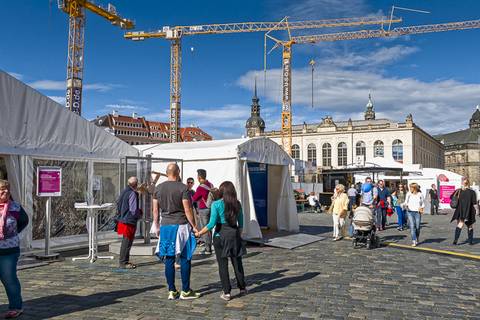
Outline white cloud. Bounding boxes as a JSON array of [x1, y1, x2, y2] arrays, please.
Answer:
[[7, 71, 23, 80], [104, 104, 148, 112], [238, 45, 480, 135], [48, 96, 66, 105], [29, 79, 121, 92]]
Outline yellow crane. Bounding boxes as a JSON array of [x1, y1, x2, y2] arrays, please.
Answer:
[[266, 18, 480, 155], [124, 16, 402, 143], [58, 0, 134, 116]]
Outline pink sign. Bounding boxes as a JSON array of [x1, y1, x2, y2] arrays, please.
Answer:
[[37, 167, 62, 197], [439, 185, 456, 204]]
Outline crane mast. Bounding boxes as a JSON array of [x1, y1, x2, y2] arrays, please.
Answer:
[[58, 0, 134, 116], [125, 16, 401, 143]]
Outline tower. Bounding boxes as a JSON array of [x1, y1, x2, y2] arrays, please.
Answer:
[[245, 79, 266, 138], [364, 93, 376, 120], [469, 105, 480, 129]]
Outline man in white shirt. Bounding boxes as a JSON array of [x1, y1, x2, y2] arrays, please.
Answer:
[[307, 192, 321, 213]]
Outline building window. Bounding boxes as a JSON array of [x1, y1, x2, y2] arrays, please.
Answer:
[[322, 143, 331, 167], [338, 142, 348, 166], [356, 141, 366, 159], [307, 144, 317, 166], [374, 140, 384, 157], [291, 144, 300, 160], [392, 139, 403, 162]]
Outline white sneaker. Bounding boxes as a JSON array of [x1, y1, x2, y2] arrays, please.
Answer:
[[412, 241, 417, 247], [220, 292, 231, 301], [168, 290, 179, 300]]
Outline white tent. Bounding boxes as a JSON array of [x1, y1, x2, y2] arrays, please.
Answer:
[[136, 138, 299, 239], [0, 70, 138, 249]]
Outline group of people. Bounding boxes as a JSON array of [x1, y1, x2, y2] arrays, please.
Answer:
[[116, 164, 247, 302], [329, 176, 479, 247]]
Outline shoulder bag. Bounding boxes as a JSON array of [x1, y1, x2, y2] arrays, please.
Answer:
[[450, 189, 461, 209]]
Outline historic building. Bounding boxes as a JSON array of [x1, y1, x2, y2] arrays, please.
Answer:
[[436, 106, 480, 184], [245, 81, 265, 138], [93, 111, 212, 145], [261, 95, 444, 170]]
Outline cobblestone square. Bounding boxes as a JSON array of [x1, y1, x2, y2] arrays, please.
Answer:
[[2, 213, 479, 319]]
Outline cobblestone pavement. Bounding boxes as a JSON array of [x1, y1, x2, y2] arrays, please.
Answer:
[[2, 213, 480, 319]]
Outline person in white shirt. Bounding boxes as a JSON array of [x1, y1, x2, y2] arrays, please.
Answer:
[[307, 192, 321, 213], [404, 183, 425, 247]]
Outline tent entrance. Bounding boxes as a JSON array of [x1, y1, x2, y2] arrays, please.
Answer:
[[0, 156, 6, 180], [121, 156, 183, 244], [247, 162, 268, 228]]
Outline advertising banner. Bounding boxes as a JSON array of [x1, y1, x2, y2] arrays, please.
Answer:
[[37, 166, 62, 197], [439, 185, 455, 204]]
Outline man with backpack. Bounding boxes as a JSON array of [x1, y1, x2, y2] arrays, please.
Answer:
[[192, 169, 215, 254]]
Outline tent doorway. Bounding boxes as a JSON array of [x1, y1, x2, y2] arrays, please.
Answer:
[[0, 156, 6, 180], [248, 162, 268, 228]]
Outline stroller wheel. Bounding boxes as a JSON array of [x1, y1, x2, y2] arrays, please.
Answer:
[[366, 238, 372, 250], [352, 239, 357, 248]]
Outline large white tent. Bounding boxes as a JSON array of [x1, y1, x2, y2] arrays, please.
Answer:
[[0, 70, 138, 249], [136, 138, 299, 239]]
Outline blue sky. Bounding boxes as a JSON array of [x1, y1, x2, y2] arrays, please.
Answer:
[[2, 0, 480, 138]]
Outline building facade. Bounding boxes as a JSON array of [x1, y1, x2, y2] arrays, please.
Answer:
[[93, 111, 212, 145], [436, 107, 480, 184], [262, 96, 444, 170]]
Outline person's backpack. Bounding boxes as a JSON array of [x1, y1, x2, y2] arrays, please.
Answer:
[[206, 187, 221, 208]]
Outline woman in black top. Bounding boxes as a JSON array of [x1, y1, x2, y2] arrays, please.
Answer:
[[451, 178, 478, 245]]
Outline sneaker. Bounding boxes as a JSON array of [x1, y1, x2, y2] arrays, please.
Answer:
[[168, 290, 180, 300], [5, 309, 23, 319], [412, 241, 417, 247], [220, 292, 231, 301], [239, 288, 248, 296], [180, 290, 201, 300]]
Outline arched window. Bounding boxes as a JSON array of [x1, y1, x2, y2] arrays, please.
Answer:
[[291, 144, 300, 160], [392, 139, 403, 162], [356, 141, 366, 159], [322, 143, 332, 167], [307, 144, 317, 166], [338, 142, 348, 166], [374, 140, 384, 157]]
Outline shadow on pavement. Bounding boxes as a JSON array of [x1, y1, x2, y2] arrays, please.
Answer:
[[421, 238, 447, 244], [381, 235, 407, 241], [5, 285, 163, 320], [300, 225, 332, 236]]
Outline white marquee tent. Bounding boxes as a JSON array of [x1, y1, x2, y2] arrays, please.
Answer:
[[136, 138, 299, 239], [0, 70, 139, 249]]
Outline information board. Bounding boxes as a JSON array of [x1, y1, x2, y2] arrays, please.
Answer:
[[37, 166, 62, 197]]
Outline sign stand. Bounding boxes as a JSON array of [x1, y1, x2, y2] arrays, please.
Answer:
[[35, 166, 62, 261]]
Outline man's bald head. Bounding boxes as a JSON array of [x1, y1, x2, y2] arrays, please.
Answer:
[[128, 176, 138, 189], [166, 163, 180, 179]]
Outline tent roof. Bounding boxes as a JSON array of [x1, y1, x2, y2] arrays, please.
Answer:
[[136, 137, 293, 165], [0, 71, 138, 160]]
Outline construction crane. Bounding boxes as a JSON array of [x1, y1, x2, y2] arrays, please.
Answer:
[[58, 0, 134, 116], [124, 16, 402, 143], [266, 18, 480, 155]]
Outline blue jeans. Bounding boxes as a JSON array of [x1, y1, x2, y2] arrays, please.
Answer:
[[395, 206, 405, 229], [164, 248, 191, 292], [0, 252, 22, 310], [407, 211, 421, 241]]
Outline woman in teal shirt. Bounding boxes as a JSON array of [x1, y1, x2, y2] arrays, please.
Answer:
[[195, 181, 247, 301]]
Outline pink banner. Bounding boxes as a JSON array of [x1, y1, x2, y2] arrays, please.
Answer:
[[439, 185, 455, 204]]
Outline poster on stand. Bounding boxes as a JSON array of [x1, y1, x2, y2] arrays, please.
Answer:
[[37, 166, 62, 197]]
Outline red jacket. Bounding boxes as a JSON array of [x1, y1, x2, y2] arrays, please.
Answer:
[[192, 181, 213, 209]]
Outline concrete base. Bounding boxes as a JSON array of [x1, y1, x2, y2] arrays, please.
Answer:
[[109, 239, 158, 256]]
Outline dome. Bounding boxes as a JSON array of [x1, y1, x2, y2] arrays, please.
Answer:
[[246, 116, 265, 129]]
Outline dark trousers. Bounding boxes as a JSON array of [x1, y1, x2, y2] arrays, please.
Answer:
[[213, 237, 246, 294], [0, 253, 22, 310], [431, 200, 439, 215], [164, 254, 191, 292], [348, 196, 356, 211], [376, 207, 387, 229], [119, 236, 134, 266]]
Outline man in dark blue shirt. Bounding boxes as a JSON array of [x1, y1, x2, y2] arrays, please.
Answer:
[[375, 180, 391, 231]]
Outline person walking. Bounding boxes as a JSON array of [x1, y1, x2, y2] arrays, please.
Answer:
[[375, 180, 391, 231], [429, 184, 439, 215], [451, 178, 478, 245], [330, 184, 349, 241], [153, 163, 200, 300], [195, 181, 247, 301], [394, 185, 407, 231], [347, 184, 358, 213], [405, 183, 424, 247], [0, 180, 29, 319], [116, 176, 142, 269], [192, 169, 214, 254]]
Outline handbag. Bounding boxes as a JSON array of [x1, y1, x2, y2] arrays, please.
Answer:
[[450, 190, 461, 209]]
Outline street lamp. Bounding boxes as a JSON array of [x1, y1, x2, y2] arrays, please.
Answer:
[[309, 59, 315, 108]]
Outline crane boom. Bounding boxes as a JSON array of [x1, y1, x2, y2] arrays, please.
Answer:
[[124, 16, 401, 143], [292, 19, 480, 43], [58, 0, 134, 116], [125, 16, 401, 40]]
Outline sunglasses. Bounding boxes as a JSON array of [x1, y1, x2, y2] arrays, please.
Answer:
[[187, 181, 194, 184]]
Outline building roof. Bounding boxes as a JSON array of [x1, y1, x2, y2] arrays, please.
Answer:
[[436, 128, 480, 146]]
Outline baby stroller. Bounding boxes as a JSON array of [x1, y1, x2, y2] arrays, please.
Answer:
[[352, 206, 378, 249]]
